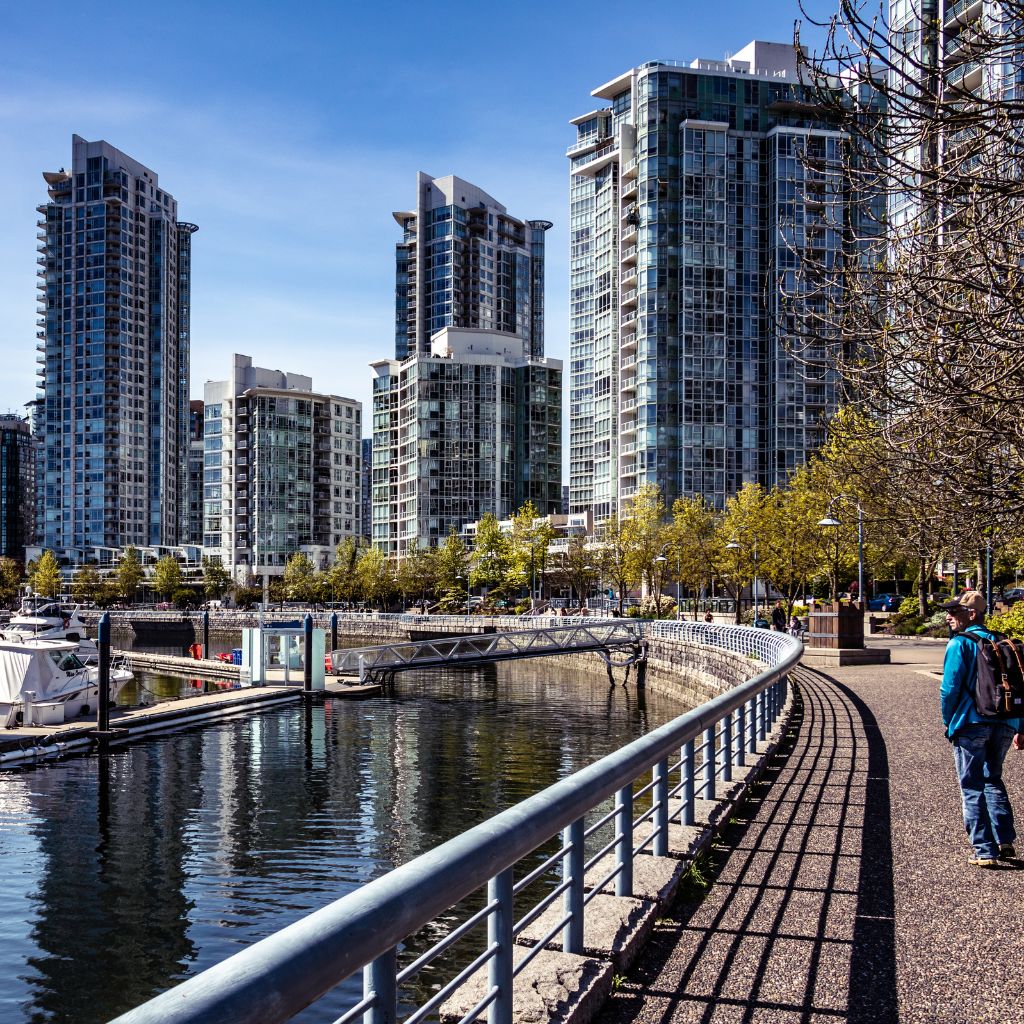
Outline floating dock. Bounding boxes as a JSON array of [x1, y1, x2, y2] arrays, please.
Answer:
[[0, 678, 383, 768]]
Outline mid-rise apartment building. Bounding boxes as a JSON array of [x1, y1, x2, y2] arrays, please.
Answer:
[[372, 329, 561, 557], [203, 355, 361, 581], [37, 135, 196, 554], [376, 175, 561, 557], [394, 173, 550, 359], [0, 415, 34, 561], [568, 42, 857, 518]]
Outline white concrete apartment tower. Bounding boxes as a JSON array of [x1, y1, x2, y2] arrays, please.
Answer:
[[203, 355, 361, 582]]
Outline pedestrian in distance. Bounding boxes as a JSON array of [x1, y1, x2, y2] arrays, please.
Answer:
[[770, 600, 786, 632], [940, 591, 1024, 868]]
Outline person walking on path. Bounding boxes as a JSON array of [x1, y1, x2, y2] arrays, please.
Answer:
[[940, 590, 1024, 867], [770, 600, 786, 631]]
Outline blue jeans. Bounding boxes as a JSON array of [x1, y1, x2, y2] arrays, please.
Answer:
[[953, 722, 1017, 859]]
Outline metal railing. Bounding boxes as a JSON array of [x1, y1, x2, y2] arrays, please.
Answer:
[[113, 622, 800, 1024], [334, 622, 645, 681]]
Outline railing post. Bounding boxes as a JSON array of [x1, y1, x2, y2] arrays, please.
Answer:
[[721, 713, 733, 783], [364, 948, 397, 1024], [748, 695, 757, 754], [703, 726, 716, 801], [488, 869, 514, 1024], [653, 757, 669, 857], [735, 701, 746, 768], [615, 785, 633, 897], [681, 739, 695, 826], [563, 818, 585, 954], [758, 688, 767, 743]]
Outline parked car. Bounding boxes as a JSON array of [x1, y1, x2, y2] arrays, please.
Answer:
[[867, 593, 900, 612], [1002, 588, 1024, 604]]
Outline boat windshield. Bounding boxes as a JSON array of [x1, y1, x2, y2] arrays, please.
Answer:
[[47, 650, 85, 673]]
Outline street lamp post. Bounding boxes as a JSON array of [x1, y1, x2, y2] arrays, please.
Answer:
[[818, 496, 864, 605]]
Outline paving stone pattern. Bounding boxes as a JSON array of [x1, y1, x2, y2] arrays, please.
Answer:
[[598, 654, 1024, 1024]]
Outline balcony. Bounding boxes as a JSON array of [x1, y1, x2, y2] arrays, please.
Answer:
[[566, 133, 607, 157], [621, 176, 638, 200], [943, 0, 982, 28], [621, 265, 637, 284], [620, 310, 637, 326], [621, 245, 637, 264], [621, 158, 638, 180], [946, 58, 982, 90]]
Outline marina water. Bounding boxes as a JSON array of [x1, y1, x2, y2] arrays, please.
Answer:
[[0, 658, 690, 1023]]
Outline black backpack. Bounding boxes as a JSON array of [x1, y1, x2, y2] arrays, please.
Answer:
[[958, 629, 1024, 720]]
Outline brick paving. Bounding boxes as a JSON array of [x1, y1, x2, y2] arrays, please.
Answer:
[[599, 639, 1024, 1024]]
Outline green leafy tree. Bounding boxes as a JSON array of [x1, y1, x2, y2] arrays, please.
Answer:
[[95, 580, 122, 609], [560, 533, 599, 609], [719, 483, 768, 622], [598, 515, 640, 615], [623, 483, 671, 617], [117, 548, 144, 605], [470, 514, 512, 604], [71, 564, 101, 605], [328, 537, 364, 608], [233, 569, 262, 609], [356, 547, 395, 609], [668, 496, 721, 620], [29, 550, 62, 599], [397, 546, 437, 610], [202, 557, 233, 601], [152, 555, 184, 600], [0, 557, 22, 607], [436, 531, 472, 611], [283, 552, 317, 603], [507, 502, 555, 606]]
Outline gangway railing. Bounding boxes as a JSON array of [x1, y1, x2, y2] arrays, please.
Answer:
[[333, 621, 646, 684], [112, 622, 802, 1024]]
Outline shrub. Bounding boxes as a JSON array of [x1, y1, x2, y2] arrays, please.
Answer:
[[987, 602, 1024, 640], [173, 588, 200, 610]]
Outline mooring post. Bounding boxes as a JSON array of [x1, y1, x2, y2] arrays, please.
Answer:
[[202, 609, 209, 659], [97, 612, 110, 732], [330, 612, 338, 666], [303, 614, 313, 694]]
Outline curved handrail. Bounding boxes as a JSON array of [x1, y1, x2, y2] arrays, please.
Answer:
[[112, 624, 801, 1024]]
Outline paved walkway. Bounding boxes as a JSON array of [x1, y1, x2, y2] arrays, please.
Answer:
[[600, 637, 1024, 1024]]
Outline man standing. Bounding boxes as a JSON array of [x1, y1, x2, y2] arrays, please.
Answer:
[[940, 591, 1024, 867], [770, 600, 786, 632]]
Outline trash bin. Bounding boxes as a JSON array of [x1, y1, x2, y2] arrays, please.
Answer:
[[231, 648, 242, 665]]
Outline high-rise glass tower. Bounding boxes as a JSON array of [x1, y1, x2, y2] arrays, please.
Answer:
[[394, 173, 550, 359], [37, 136, 197, 553], [0, 415, 34, 560], [568, 42, 855, 518]]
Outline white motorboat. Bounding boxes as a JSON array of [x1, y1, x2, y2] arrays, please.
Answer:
[[0, 597, 98, 662], [0, 639, 133, 727]]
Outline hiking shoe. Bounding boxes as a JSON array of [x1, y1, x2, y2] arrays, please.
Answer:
[[999, 843, 1017, 859], [968, 855, 1000, 868]]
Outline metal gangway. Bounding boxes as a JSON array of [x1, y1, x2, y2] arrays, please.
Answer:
[[333, 621, 647, 686]]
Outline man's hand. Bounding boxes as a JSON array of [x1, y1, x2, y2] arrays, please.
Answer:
[[1014, 733, 1024, 751]]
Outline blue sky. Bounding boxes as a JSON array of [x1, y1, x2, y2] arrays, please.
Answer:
[[0, 0, 832, 430]]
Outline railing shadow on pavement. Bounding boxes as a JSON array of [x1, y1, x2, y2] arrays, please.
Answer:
[[596, 666, 897, 1024]]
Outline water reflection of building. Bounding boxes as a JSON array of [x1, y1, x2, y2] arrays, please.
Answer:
[[20, 742, 202, 1022]]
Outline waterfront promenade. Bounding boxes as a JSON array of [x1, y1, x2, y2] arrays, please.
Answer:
[[599, 636, 1024, 1024]]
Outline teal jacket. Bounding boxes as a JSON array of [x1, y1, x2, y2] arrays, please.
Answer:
[[941, 624, 1024, 738]]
